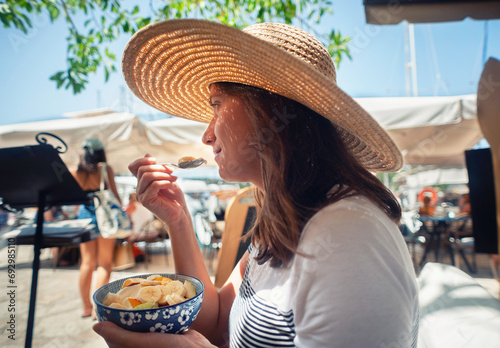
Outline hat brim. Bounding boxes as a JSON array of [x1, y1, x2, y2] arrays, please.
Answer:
[[122, 19, 403, 172]]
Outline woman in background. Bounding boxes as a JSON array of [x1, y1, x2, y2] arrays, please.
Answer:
[[73, 138, 121, 318]]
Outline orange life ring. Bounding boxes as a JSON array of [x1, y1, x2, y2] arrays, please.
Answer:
[[418, 187, 438, 205]]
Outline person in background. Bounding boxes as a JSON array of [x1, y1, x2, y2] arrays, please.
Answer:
[[458, 193, 471, 216], [125, 192, 154, 235], [124, 192, 150, 262], [94, 20, 418, 347], [419, 196, 436, 217], [72, 138, 121, 319], [45, 206, 71, 266]]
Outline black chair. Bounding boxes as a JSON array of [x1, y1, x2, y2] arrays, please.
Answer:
[[448, 217, 477, 273], [194, 212, 223, 270]]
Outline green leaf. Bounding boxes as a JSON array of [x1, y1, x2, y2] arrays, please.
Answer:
[[0, 4, 12, 15], [11, 15, 28, 34], [121, 21, 130, 32], [105, 48, 116, 59], [49, 71, 66, 89], [47, 3, 59, 22]]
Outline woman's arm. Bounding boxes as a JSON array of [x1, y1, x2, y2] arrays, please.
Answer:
[[128, 155, 247, 344]]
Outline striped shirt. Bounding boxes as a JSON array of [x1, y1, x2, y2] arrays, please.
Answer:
[[229, 195, 419, 347], [230, 261, 296, 347]]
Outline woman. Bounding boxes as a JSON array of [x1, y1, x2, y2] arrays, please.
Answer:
[[94, 20, 418, 347], [73, 138, 121, 318]]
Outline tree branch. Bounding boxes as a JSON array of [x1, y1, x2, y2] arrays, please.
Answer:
[[59, 0, 79, 34]]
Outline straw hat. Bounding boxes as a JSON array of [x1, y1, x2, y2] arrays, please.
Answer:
[[122, 19, 403, 172]]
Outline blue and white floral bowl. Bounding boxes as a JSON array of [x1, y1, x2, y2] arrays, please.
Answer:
[[93, 273, 204, 333]]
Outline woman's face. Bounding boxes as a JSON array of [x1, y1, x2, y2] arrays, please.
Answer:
[[202, 84, 263, 188]]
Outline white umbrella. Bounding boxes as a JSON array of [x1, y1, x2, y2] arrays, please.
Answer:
[[358, 94, 482, 167]]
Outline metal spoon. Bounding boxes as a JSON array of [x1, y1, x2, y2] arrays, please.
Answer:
[[159, 157, 207, 169]]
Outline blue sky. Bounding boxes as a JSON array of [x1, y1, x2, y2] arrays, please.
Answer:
[[0, 1, 498, 126]]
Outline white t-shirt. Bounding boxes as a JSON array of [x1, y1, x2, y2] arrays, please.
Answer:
[[229, 195, 419, 347]]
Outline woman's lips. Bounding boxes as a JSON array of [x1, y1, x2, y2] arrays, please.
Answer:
[[213, 146, 222, 161]]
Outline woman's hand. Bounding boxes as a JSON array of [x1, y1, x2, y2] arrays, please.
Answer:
[[128, 155, 190, 228], [93, 321, 216, 348]]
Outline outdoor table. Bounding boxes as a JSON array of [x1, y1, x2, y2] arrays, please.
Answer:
[[2, 219, 97, 247], [418, 215, 467, 267]]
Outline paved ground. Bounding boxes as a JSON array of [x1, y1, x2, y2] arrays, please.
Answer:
[[0, 242, 215, 348], [0, 239, 498, 347]]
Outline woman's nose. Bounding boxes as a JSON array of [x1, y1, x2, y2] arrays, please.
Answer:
[[202, 118, 216, 145]]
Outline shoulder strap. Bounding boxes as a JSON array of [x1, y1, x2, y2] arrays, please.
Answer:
[[99, 163, 110, 191]]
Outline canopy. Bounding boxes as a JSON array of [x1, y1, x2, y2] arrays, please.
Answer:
[[394, 167, 469, 187], [364, 0, 500, 25], [0, 112, 214, 174], [0, 94, 482, 173], [357, 94, 482, 167]]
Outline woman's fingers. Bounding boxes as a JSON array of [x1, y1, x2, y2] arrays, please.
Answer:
[[127, 155, 188, 226], [93, 321, 170, 347], [128, 155, 157, 177], [135, 170, 178, 198], [136, 180, 177, 207], [136, 164, 176, 183], [93, 321, 216, 348]]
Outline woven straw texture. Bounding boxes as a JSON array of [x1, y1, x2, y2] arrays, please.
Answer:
[[122, 19, 403, 172]]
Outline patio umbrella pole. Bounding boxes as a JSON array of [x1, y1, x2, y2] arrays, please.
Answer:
[[25, 191, 46, 348]]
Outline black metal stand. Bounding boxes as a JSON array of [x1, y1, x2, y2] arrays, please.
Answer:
[[0, 134, 90, 348], [25, 191, 46, 347]]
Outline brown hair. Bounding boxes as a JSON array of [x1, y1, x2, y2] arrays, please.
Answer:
[[213, 82, 401, 267]]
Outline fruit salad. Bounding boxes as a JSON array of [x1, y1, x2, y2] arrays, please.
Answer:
[[102, 274, 197, 310]]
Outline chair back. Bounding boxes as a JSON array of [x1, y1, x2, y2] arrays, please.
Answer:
[[214, 186, 256, 288]]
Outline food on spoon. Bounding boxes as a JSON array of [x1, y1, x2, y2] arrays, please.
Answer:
[[178, 156, 197, 165], [177, 156, 207, 168], [103, 277, 197, 309]]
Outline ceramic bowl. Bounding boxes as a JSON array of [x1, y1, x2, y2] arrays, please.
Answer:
[[93, 273, 204, 333]]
